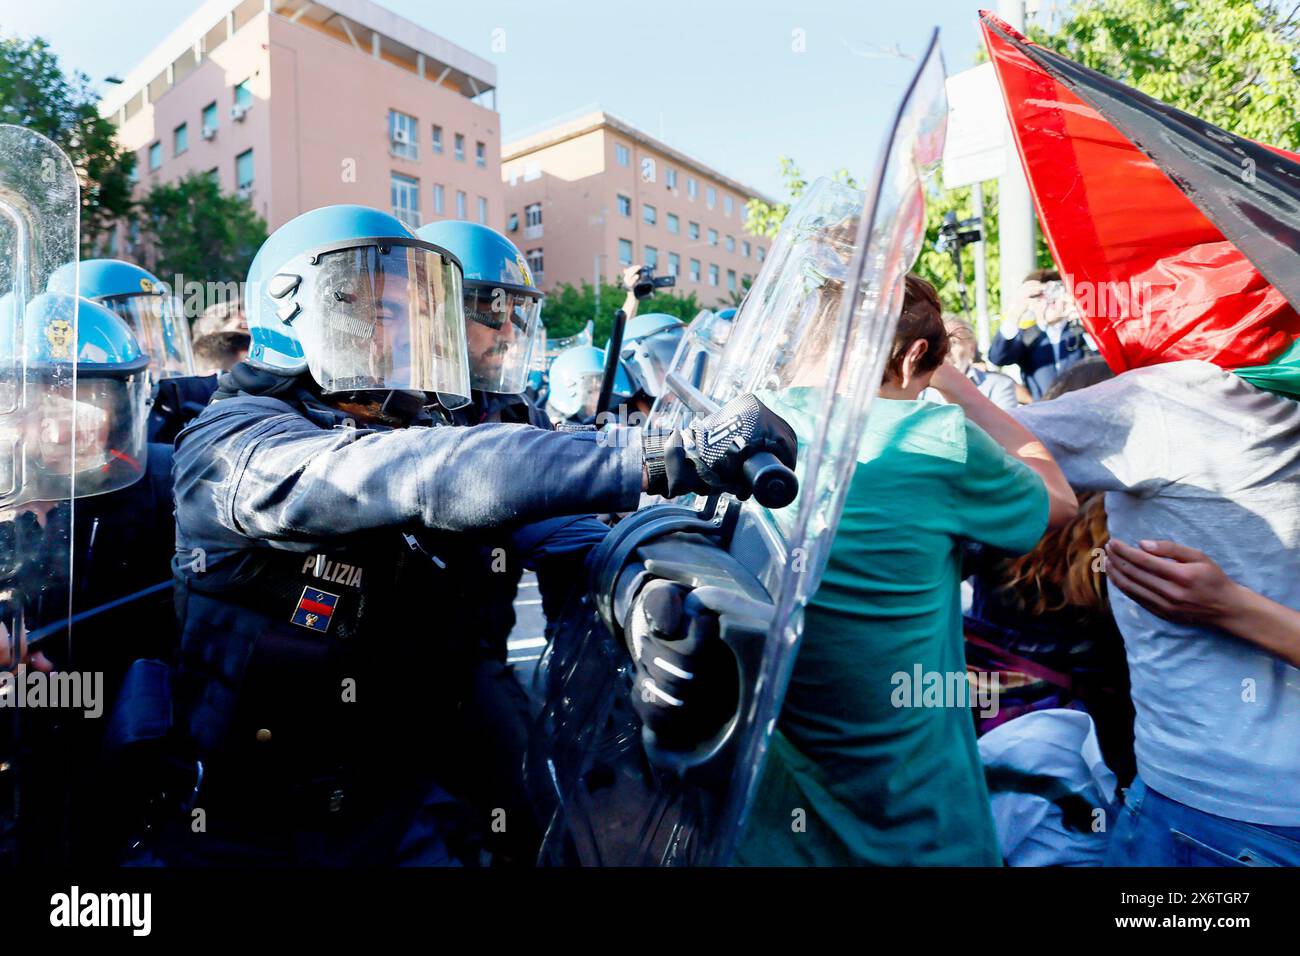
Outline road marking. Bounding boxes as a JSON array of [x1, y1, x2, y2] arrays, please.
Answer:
[[507, 636, 548, 650]]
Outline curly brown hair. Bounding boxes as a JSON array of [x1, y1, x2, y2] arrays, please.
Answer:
[[999, 491, 1111, 615]]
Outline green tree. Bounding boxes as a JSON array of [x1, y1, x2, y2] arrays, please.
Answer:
[[542, 281, 703, 345], [138, 171, 266, 288], [0, 35, 137, 253], [1028, 0, 1300, 149]]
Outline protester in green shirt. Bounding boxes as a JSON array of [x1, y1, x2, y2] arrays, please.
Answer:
[[736, 276, 1077, 866]]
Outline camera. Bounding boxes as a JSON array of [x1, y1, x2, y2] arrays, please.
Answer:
[[632, 266, 676, 300], [934, 211, 982, 254]]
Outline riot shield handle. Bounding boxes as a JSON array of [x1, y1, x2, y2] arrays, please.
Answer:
[[663, 372, 800, 509]]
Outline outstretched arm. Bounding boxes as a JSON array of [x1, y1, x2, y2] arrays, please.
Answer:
[[177, 399, 645, 544]]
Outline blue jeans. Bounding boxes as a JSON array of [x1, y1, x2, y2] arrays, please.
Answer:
[[1106, 776, 1300, 867]]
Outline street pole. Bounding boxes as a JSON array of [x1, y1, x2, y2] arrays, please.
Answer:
[[972, 181, 991, 356], [996, 0, 1037, 321]]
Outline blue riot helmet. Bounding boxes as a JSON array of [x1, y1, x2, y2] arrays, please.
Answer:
[[0, 293, 151, 500], [546, 344, 633, 423], [416, 220, 543, 395], [50, 258, 196, 379], [245, 205, 470, 405], [620, 312, 685, 401]]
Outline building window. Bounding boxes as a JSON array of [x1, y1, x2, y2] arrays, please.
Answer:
[[688, 221, 700, 241], [687, 177, 697, 200], [665, 167, 677, 190], [743, 240, 751, 257], [456, 190, 467, 218], [617, 194, 631, 217], [645, 246, 658, 270], [455, 133, 465, 161], [391, 172, 420, 227], [709, 264, 719, 287], [148, 141, 162, 171], [432, 125, 443, 154], [202, 102, 218, 136], [643, 204, 656, 226], [525, 202, 542, 228], [757, 246, 766, 263], [433, 184, 445, 215], [727, 269, 737, 291], [476, 141, 486, 168], [389, 110, 418, 160], [706, 187, 717, 209], [615, 143, 630, 167], [173, 122, 188, 156], [234, 79, 252, 109], [689, 258, 701, 282], [725, 234, 735, 253], [235, 148, 254, 190], [724, 195, 734, 216], [668, 252, 680, 276], [526, 248, 543, 283], [477, 196, 488, 225], [667, 213, 679, 235], [618, 238, 633, 266], [708, 228, 718, 247]]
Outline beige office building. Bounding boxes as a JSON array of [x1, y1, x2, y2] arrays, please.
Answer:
[[501, 110, 773, 308], [99, 0, 502, 253]]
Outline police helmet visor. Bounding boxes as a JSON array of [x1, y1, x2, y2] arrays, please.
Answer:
[[8, 373, 149, 500], [294, 240, 469, 401], [101, 292, 196, 379], [553, 368, 605, 422], [463, 284, 542, 394], [623, 325, 684, 398]]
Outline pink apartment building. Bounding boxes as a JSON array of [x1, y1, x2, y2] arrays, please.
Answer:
[[500, 110, 773, 309], [99, 0, 502, 258]]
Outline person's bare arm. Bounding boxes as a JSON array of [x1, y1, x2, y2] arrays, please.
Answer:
[[1106, 538, 1300, 668], [930, 362, 1077, 529], [621, 264, 643, 321]]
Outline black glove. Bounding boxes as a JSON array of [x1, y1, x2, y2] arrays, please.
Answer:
[[644, 393, 797, 500], [625, 579, 739, 750]]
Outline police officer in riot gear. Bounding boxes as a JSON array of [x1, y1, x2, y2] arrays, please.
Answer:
[[50, 258, 218, 444], [160, 204, 796, 865], [1, 293, 176, 864], [619, 312, 686, 415]]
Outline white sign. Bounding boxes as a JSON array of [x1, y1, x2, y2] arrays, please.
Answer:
[[640, 156, 656, 183], [942, 63, 1010, 189]]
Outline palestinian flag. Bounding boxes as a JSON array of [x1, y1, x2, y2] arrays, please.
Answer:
[[980, 10, 1300, 395]]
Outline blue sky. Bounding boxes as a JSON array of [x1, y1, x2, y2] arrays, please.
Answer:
[[3, 0, 1015, 198]]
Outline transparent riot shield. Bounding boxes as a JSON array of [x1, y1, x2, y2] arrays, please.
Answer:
[[0, 125, 80, 861], [532, 33, 948, 865]]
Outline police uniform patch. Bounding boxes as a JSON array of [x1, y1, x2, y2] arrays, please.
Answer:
[[292, 586, 339, 632]]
